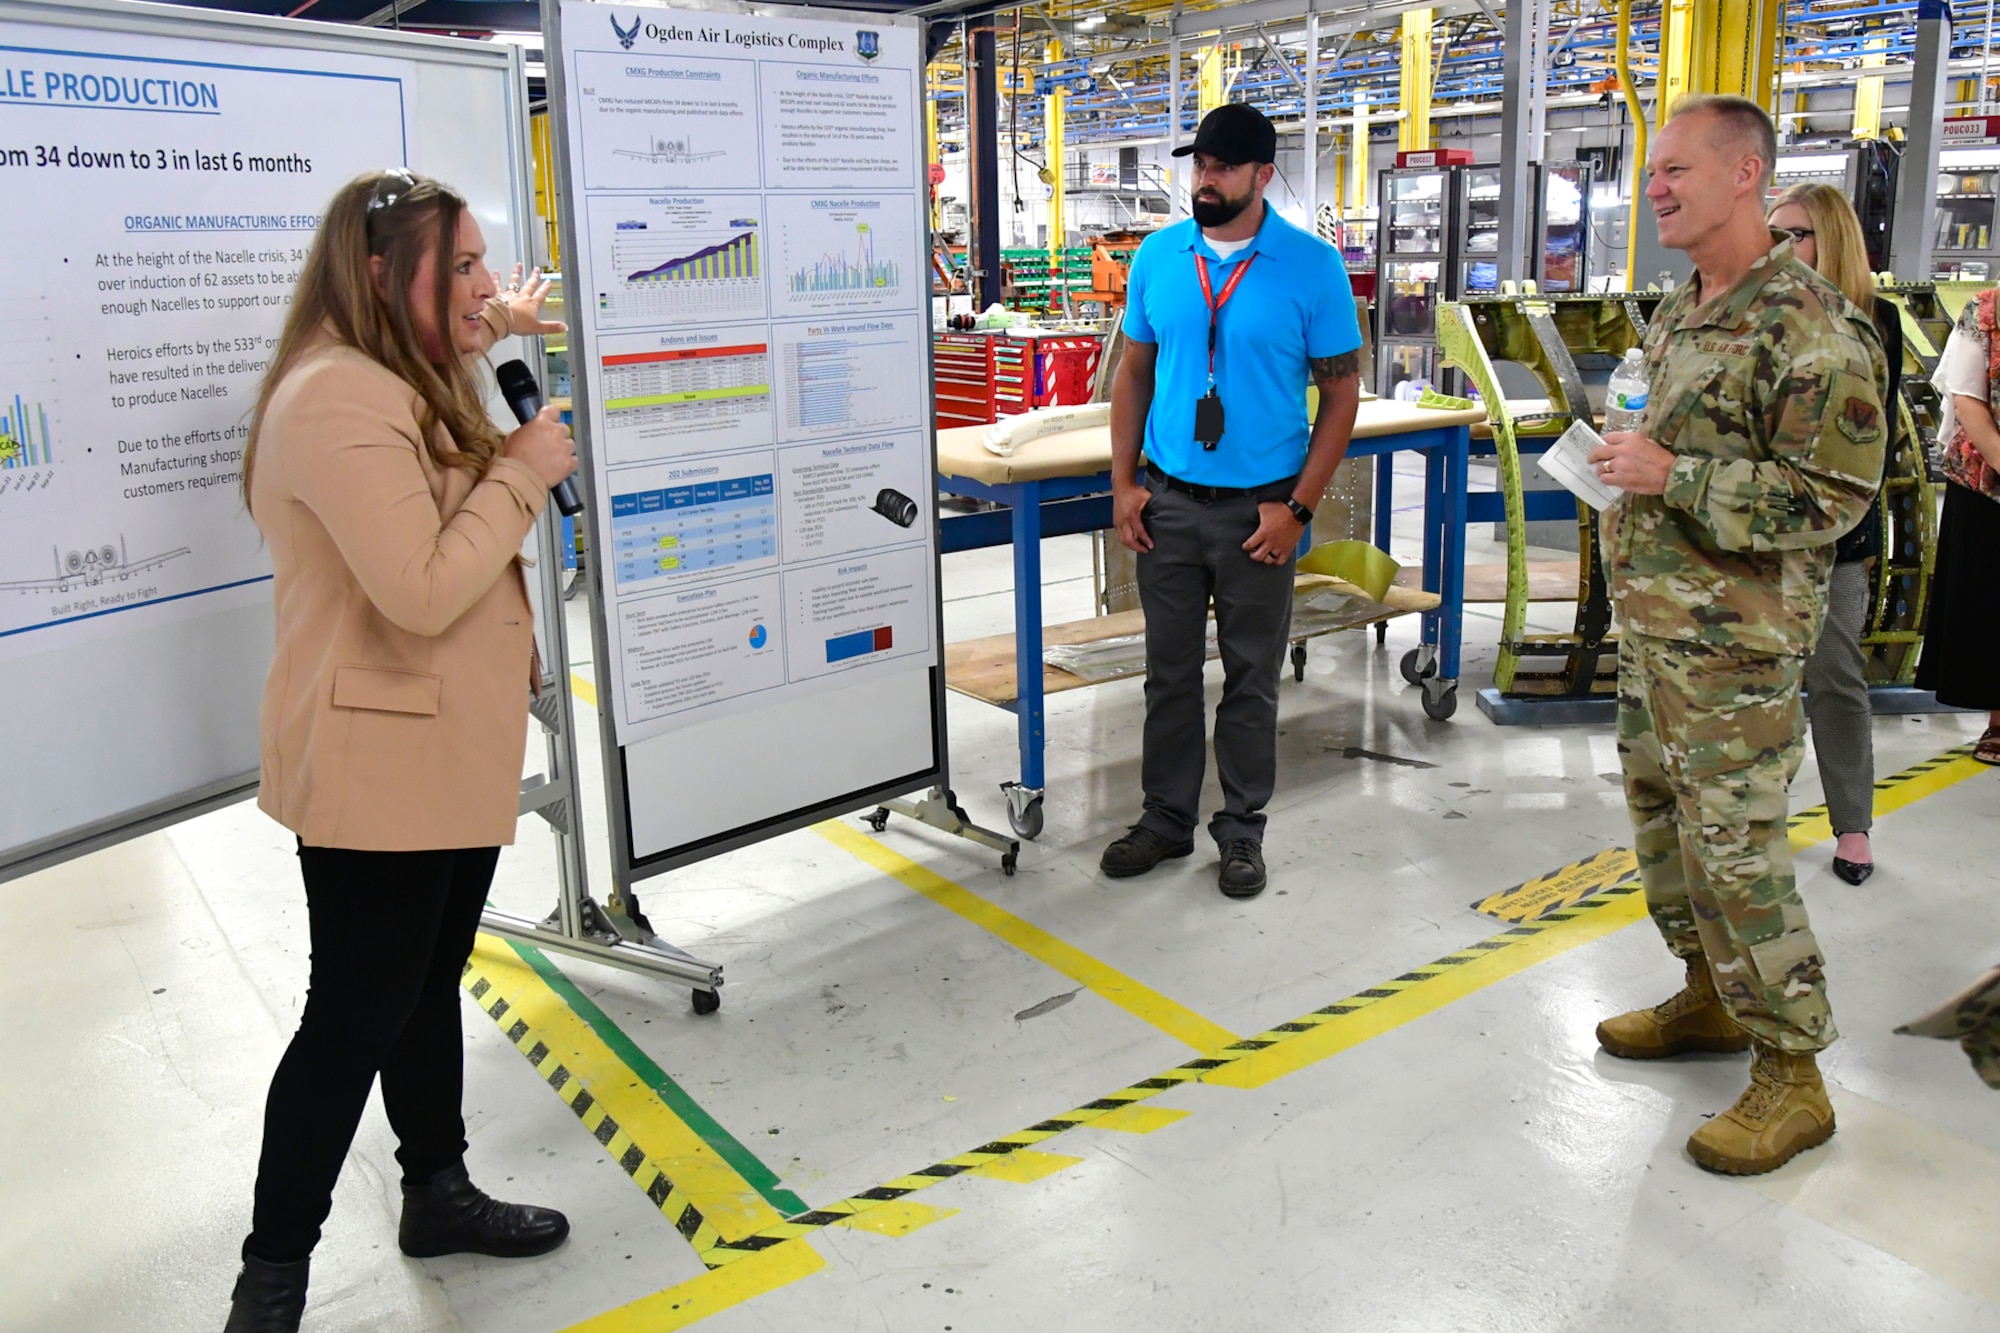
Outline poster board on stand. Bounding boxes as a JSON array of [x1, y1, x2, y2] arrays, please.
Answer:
[[544, 0, 951, 882]]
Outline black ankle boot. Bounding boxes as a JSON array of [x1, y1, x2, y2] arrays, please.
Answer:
[[398, 1161, 569, 1259], [222, 1252, 309, 1333]]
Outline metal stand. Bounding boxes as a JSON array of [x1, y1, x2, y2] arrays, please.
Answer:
[[864, 786, 1021, 876], [483, 501, 726, 1014]]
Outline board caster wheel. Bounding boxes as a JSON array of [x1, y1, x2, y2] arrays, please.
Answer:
[[1400, 646, 1438, 687], [1421, 681, 1458, 721], [691, 988, 721, 1016], [863, 807, 890, 832], [1291, 642, 1308, 681], [1001, 851, 1017, 877], [1007, 795, 1043, 839]]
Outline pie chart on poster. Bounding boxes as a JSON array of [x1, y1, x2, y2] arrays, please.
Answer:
[[749, 624, 767, 649]]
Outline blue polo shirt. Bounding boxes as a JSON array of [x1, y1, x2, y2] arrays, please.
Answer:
[[1122, 206, 1360, 487]]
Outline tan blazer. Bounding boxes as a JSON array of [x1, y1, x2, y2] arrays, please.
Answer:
[[252, 306, 548, 851]]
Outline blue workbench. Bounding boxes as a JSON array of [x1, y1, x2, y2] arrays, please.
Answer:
[[936, 401, 1486, 838]]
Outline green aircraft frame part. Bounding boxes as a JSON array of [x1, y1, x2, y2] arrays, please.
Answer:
[[1439, 288, 1938, 697], [1435, 294, 1656, 699]]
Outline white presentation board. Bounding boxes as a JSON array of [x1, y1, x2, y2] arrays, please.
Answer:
[[546, 0, 946, 875], [0, 0, 535, 880]]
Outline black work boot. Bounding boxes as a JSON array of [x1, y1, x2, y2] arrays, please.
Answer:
[[1217, 839, 1267, 899], [1099, 825, 1196, 878], [398, 1162, 570, 1259], [222, 1252, 309, 1333]]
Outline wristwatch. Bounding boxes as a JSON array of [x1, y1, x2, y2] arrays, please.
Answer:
[[1284, 497, 1315, 525]]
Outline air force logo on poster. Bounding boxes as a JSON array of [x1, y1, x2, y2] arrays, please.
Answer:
[[855, 29, 880, 60], [611, 12, 640, 48]]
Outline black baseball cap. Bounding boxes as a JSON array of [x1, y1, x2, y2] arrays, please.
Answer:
[[1171, 103, 1277, 165]]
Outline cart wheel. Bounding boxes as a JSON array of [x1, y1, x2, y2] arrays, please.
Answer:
[[1007, 795, 1044, 840], [691, 988, 721, 1016], [1421, 682, 1458, 721], [863, 807, 891, 832], [1290, 642, 1308, 682], [1400, 647, 1438, 687], [1001, 850, 1018, 877]]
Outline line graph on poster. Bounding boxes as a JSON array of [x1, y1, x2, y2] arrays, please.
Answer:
[[585, 194, 767, 330]]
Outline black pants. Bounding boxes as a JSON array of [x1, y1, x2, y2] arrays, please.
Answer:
[[1135, 472, 1298, 846], [245, 844, 499, 1264]]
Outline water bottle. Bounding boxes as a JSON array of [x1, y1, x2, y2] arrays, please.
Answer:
[[1603, 348, 1649, 435]]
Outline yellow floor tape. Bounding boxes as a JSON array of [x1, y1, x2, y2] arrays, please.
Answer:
[[1472, 744, 1985, 923], [529, 696, 1989, 1328], [464, 940, 784, 1245], [816, 820, 1241, 1055]]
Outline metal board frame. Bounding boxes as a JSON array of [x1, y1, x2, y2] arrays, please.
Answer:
[[541, 0, 961, 895]]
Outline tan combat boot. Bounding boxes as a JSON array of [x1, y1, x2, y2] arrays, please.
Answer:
[[1686, 1044, 1836, 1175], [1596, 956, 1754, 1059]]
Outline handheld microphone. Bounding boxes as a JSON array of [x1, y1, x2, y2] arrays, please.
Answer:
[[495, 358, 583, 517]]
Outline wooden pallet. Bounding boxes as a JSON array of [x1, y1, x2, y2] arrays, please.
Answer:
[[945, 577, 1441, 708]]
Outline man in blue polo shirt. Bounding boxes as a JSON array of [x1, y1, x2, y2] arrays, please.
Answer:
[[1101, 102, 1363, 899]]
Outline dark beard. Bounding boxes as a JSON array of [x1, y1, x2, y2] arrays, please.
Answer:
[[1192, 192, 1248, 227]]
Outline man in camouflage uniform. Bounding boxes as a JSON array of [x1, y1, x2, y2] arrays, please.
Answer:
[[1586, 94, 1888, 1174]]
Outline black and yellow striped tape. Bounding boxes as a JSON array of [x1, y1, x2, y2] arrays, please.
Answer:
[[462, 964, 732, 1267], [701, 883, 1645, 1262], [1472, 743, 1979, 923]]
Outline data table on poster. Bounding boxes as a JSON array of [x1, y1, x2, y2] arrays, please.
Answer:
[[611, 473, 777, 590], [601, 343, 771, 410]]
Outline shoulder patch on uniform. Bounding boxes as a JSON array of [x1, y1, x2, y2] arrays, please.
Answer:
[[1837, 396, 1882, 444]]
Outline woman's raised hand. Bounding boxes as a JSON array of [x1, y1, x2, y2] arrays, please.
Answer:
[[496, 264, 566, 338], [502, 405, 576, 490]]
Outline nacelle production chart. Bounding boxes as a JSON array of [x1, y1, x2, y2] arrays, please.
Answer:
[[559, 4, 933, 746]]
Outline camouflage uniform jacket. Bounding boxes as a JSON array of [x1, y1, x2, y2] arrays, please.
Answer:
[[1601, 236, 1888, 657]]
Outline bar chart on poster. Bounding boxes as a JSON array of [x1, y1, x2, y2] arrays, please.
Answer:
[[551, 1, 941, 871]]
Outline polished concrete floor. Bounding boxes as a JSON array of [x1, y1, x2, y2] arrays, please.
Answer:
[[6, 455, 1999, 1332]]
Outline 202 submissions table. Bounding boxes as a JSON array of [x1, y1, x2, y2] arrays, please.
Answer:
[[610, 473, 777, 587]]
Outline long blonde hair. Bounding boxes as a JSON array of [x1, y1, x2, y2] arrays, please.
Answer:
[[1769, 181, 1875, 311], [243, 170, 504, 510]]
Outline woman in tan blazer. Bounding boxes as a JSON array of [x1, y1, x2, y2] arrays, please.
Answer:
[[224, 170, 576, 1333]]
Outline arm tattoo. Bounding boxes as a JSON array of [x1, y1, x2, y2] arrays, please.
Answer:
[[1311, 350, 1362, 383]]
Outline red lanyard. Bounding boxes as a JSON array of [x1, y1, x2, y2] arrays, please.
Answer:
[[1196, 252, 1255, 386]]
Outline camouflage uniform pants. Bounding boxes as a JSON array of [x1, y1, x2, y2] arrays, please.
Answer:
[[1617, 631, 1837, 1053]]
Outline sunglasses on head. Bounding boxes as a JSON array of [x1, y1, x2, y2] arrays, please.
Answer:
[[367, 168, 418, 219]]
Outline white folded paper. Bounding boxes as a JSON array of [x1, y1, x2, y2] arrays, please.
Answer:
[[1538, 419, 1624, 511]]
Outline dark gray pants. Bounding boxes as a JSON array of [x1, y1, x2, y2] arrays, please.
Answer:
[[1804, 559, 1875, 835], [1135, 473, 1297, 846]]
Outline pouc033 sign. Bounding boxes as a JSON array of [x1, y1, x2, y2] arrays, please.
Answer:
[[1941, 116, 2000, 145]]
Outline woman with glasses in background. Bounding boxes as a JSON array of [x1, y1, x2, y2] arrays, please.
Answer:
[[1766, 183, 1900, 886], [223, 169, 576, 1332]]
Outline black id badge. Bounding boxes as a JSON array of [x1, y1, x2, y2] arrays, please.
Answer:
[[1194, 389, 1225, 450]]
